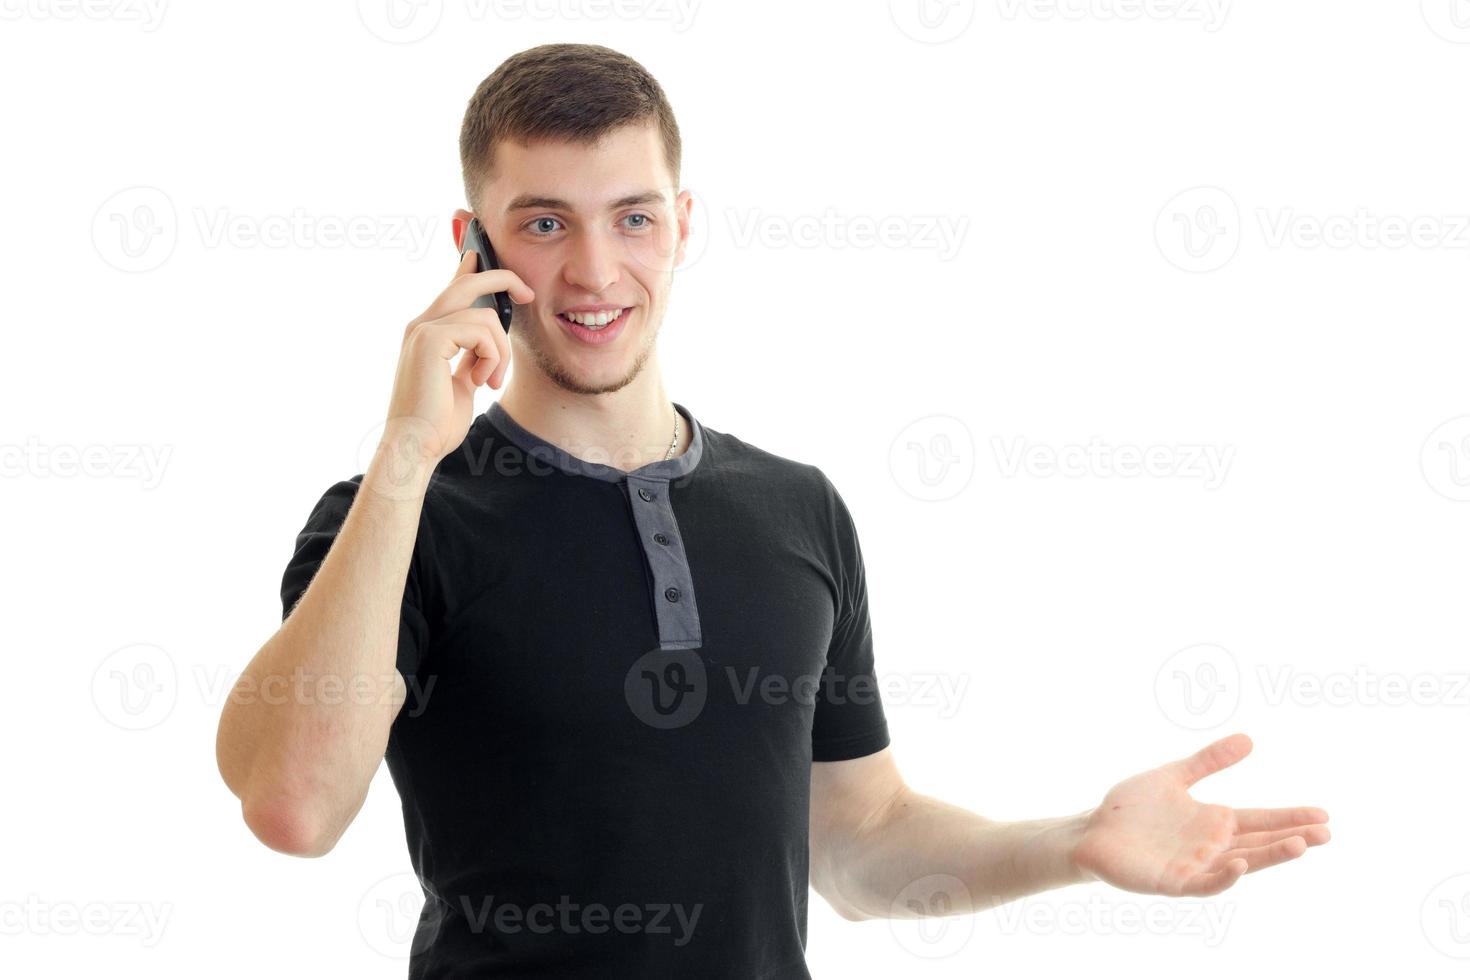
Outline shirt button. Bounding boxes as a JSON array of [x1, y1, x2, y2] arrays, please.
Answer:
[[653, 532, 669, 546], [638, 488, 655, 502], [664, 586, 681, 602]]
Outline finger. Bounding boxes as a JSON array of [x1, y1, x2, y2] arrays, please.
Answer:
[[487, 326, 511, 388], [430, 270, 535, 325], [488, 308, 511, 384], [1177, 857, 1248, 897], [417, 311, 504, 372], [407, 250, 479, 335], [459, 344, 501, 391], [1166, 732, 1253, 788], [453, 245, 477, 281], [1234, 806, 1330, 832], [481, 312, 510, 387], [1217, 835, 1309, 875], [468, 330, 503, 389], [450, 342, 480, 391], [443, 321, 490, 390], [413, 249, 534, 327], [1230, 824, 1330, 850], [476, 310, 510, 388]]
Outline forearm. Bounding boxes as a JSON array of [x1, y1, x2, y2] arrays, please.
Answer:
[[216, 432, 436, 855], [824, 789, 1097, 921]]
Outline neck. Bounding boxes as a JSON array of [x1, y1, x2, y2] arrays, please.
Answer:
[[497, 366, 689, 474]]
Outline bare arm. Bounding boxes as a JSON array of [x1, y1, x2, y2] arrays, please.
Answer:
[[809, 748, 1091, 921], [810, 735, 1331, 922], [216, 241, 532, 858], [215, 441, 435, 858]]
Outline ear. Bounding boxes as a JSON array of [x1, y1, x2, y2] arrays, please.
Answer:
[[672, 190, 694, 269], [451, 208, 474, 252]]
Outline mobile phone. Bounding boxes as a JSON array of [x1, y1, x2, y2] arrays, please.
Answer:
[[460, 217, 515, 332]]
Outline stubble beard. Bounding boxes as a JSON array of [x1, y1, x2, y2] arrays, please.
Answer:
[[515, 305, 660, 397]]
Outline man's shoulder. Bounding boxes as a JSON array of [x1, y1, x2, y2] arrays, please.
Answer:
[[697, 419, 846, 523], [699, 420, 831, 486]]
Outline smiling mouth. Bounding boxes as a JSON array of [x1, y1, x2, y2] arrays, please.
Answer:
[[557, 308, 630, 330], [556, 307, 632, 344]]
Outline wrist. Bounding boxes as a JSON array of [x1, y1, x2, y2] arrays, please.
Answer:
[[1058, 808, 1098, 885], [365, 420, 441, 500]]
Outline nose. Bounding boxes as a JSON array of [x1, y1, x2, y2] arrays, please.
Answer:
[[561, 228, 621, 295]]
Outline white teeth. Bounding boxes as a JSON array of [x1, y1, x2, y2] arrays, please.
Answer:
[[562, 308, 625, 327]]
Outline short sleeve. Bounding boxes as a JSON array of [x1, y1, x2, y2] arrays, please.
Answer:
[[810, 474, 891, 762], [279, 478, 431, 685]]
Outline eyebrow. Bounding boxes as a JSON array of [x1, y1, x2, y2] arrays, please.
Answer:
[[504, 190, 666, 214]]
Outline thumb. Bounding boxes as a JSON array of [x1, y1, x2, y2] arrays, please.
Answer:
[[1166, 732, 1252, 788]]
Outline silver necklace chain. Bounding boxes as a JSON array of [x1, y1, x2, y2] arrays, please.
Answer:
[[662, 406, 679, 461]]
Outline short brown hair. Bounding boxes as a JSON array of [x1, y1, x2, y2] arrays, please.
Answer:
[[459, 43, 682, 216]]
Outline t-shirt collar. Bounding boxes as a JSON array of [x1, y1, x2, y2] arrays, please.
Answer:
[[485, 399, 704, 483]]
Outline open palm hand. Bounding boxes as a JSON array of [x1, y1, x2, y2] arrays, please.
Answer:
[[1072, 734, 1330, 897]]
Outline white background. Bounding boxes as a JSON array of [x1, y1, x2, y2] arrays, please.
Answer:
[[3, 0, 1467, 976]]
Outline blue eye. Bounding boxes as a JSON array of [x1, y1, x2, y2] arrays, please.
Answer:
[[526, 214, 653, 235]]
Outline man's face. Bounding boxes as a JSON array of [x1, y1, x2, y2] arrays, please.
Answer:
[[462, 120, 691, 397]]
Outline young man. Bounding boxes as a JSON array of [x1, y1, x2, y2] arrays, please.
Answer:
[[216, 43, 1330, 979]]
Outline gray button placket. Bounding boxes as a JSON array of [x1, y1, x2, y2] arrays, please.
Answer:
[[484, 400, 706, 651], [626, 475, 702, 650]]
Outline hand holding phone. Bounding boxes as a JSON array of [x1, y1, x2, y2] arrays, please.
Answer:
[[460, 217, 516, 332], [377, 226, 533, 470]]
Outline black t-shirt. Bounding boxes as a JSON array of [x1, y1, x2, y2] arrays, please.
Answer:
[[280, 400, 890, 978]]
